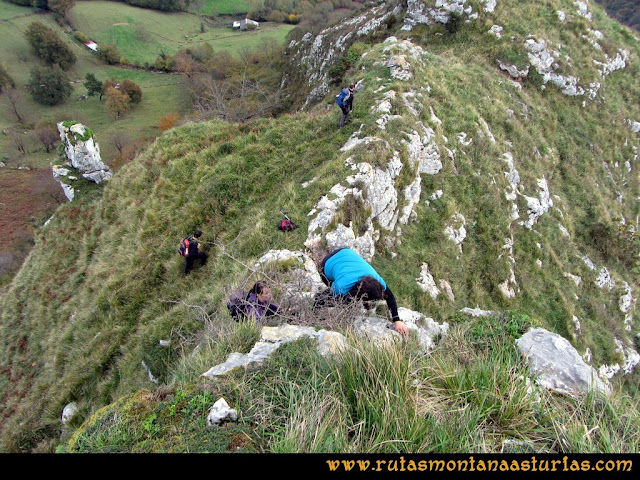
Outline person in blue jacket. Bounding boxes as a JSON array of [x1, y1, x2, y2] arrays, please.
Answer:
[[313, 248, 409, 336], [336, 83, 355, 128]]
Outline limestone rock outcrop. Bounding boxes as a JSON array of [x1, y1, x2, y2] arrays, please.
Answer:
[[52, 122, 112, 201], [516, 327, 611, 396]]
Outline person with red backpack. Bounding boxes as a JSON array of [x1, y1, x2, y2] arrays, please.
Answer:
[[277, 211, 299, 232], [179, 229, 208, 275]]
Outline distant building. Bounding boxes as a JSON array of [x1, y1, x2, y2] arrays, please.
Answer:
[[232, 18, 260, 30], [84, 41, 98, 52]]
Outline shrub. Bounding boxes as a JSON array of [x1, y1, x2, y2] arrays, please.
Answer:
[[158, 113, 180, 133], [27, 66, 72, 106], [119, 79, 142, 103], [24, 21, 77, 70], [98, 44, 120, 65], [105, 87, 130, 119], [0, 63, 15, 92], [74, 31, 91, 44]]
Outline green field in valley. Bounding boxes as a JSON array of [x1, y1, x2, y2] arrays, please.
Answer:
[[0, 0, 294, 165], [0, 0, 28, 17], [200, 0, 252, 16], [68, 1, 294, 66]]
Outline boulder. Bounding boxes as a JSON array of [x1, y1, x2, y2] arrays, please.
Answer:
[[206, 398, 238, 426], [62, 402, 78, 425], [516, 327, 611, 396]]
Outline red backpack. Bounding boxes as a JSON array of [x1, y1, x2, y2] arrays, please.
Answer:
[[277, 217, 298, 232], [178, 237, 192, 256]]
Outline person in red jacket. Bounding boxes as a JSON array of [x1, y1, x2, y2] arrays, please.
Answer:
[[183, 230, 208, 275]]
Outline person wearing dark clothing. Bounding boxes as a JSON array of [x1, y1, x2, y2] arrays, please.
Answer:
[[313, 248, 408, 336], [244, 281, 280, 321], [337, 83, 355, 128], [183, 230, 208, 275]]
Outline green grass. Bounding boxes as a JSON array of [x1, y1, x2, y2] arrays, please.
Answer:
[[64, 322, 640, 453], [199, 0, 251, 17], [0, 0, 28, 19], [0, 7, 188, 163]]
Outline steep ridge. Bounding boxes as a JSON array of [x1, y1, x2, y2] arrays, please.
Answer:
[[1, 0, 639, 452]]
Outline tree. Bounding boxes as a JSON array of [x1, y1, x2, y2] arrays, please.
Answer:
[[7, 128, 26, 155], [0, 63, 15, 92], [102, 78, 142, 104], [105, 87, 130, 119], [154, 51, 175, 71], [2, 88, 28, 123], [27, 66, 72, 106], [119, 79, 142, 104], [34, 123, 59, 153], [24, 21, 76, 70], [98, 44, 120, 65], [174, 51, 199, 79], [48, 0, 75, 17], [109, 131, 131, 155], [84, 73, 103, 98]]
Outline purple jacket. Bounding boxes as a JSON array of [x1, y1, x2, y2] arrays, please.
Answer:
[[244, 292, 279, 320]]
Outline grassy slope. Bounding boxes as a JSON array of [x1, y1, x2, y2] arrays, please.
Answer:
[[0, 1, 293, 282], [1, 0, 639, 453], [200, 0, 252, 17]]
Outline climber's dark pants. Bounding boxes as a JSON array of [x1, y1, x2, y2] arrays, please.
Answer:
[[339, 105, 350, 128], [184, 251, 208, 275]]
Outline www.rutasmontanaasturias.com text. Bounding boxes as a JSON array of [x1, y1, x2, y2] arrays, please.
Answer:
[[325, 455, 633, 473]]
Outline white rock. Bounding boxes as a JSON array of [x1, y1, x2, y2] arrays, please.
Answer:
[[62, 402, 78, 424], [207, 398, 238, 426]]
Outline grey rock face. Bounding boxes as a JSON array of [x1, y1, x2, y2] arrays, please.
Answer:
[[516, 327, 611, 396], [54, 122, 112, 192], [201, 305, 448, 378], [201, 324, 348, 378]]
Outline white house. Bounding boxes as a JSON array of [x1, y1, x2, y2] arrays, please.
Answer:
[[84, 41, 98, 52], [232, 18, 260, 30]]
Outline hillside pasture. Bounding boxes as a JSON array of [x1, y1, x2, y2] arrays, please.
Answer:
[[0, 167, 62, 286], [1, 1, 295, 166], [199, 0, 251, 17], [0, 8, 81, 86], [0, 0, 28, 18], [68, 1, 294, 66]]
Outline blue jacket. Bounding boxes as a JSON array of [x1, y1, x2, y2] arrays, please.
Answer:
[[324, 248, 386, 295], [322, 248, 399, 322]]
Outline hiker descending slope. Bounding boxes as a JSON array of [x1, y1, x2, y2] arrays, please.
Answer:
[[313, 248, 409, 336], [178, 229, 208, 275], [336, 82, 356, 128]]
